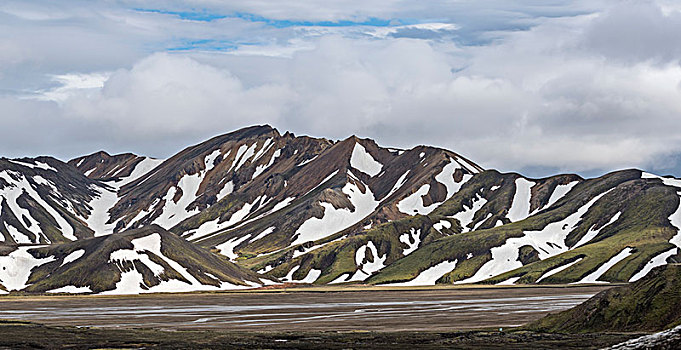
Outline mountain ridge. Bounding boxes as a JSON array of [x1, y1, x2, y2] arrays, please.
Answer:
[[2, 124, 681, 294]]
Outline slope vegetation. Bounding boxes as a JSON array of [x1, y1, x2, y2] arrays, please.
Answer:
[[528, 264, 681, 333], [0, 225, 265, 294], [3, 124, 681, 293]]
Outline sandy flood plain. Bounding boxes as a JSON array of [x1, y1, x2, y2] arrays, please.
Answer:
[[0, 285, 614, 332]]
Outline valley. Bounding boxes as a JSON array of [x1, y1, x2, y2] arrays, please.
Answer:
[[0, 285, 610, 331]]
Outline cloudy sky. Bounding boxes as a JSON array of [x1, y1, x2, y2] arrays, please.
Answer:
[[2, 0, 681, 177]]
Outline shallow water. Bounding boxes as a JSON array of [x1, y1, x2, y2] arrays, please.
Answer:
[[0, 286, 610, 331]]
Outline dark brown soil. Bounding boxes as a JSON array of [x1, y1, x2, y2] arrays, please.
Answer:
[[0, 319, 641, 349]]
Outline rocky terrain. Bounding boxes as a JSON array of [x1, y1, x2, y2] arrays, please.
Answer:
[[2, 124, 681, 294]]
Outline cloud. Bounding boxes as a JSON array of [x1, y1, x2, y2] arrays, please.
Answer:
[[1, 0, 681, 178], [58, 53, 291, 151], [583, 1, 681, 64]]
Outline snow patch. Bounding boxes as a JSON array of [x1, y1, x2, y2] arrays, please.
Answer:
[[304, 170, 339, 196], [118, 157, 165, 187], [435, 158, 471, 198], [204, 149, 222, 172], [47, 285, 92, 294], [293, 243, 325, 259], [642, 172, 681, 188], [216, 181, 234, 202], [187, 197, 260, 241], [629, 248, 677, 282], [496, 276, 521, 285], [544, 181, 579, 209], [0, 247, 55, 291], [251, 226, 276, 242], [575, 247, 633, 284], [293, 176, 378, 245], [329, 273, 350, 284], [252, 138, 274, 163], [433, 220, 452, 233], [282, 265, 321, 283], [267, 197, 296, 214], [397, 184, 438, 215], [397, 162, 473, 216], [257, 265, 274, 274], [236, 143, 259, 172], [507, 178, 535, 222], [348, 241, 386, 281], [297, 155, 318, 167], [536, 258, 583, 283], [383, 260, 458, 286], [399, 228, 421, 256], [452, 194, 488, 233], [60, 249, 85, 267], [573, 211, 621, 248], [152, 172, 204, 228], [382, 170, 410, 200], [350, 143, 383, 177], [216, 234, 252, 260], [252, 148, 281, 179]]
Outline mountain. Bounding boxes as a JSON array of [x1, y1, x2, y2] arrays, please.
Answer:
[[2, 124, 681, 294], [0, 157, 100, 244], [0, 225, 267, 294], [528, 264, 681, 333], [363, 169, 681, 286]]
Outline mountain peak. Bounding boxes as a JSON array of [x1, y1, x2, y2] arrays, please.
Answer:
[[5, 125, 679, 295]]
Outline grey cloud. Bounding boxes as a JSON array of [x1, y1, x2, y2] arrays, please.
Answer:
[[1, 0, 681, 179], [583, 1, 681, 64]]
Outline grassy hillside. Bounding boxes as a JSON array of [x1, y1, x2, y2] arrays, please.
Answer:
[[527, 264, 681, 333]]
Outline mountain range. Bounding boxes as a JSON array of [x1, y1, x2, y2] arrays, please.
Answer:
[[1, 124, 680, 294]]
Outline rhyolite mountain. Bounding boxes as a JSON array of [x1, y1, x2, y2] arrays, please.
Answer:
[[2, 124, 681, 294]]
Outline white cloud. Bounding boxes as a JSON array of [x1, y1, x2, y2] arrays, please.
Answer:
[[61, 53, 292, 137], [35, 73, 110, 102], [2, 0, 681, 177]]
